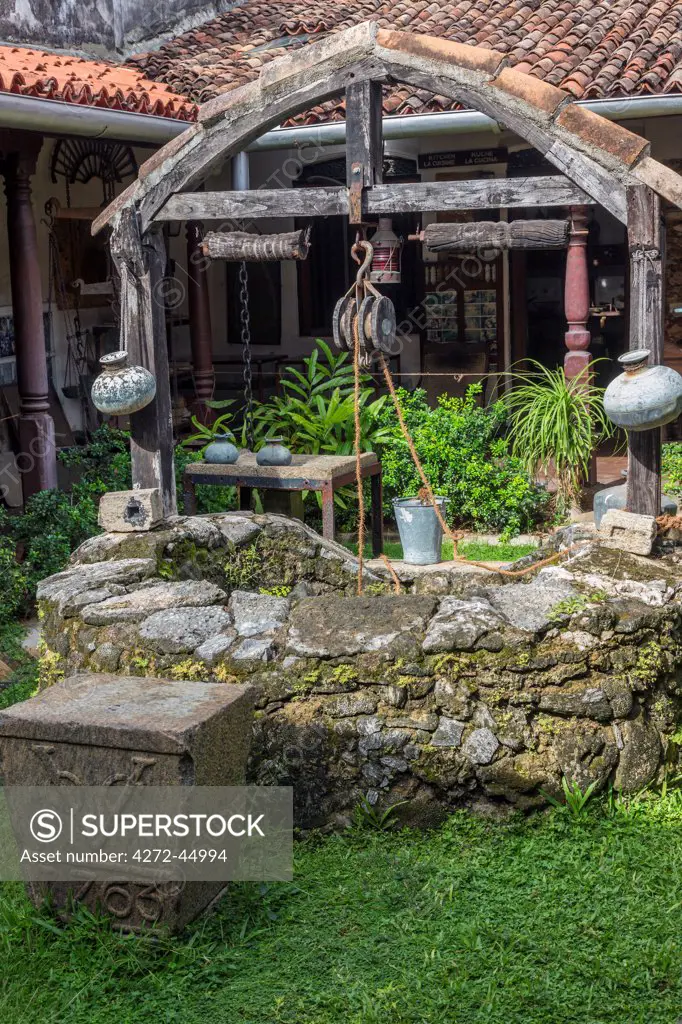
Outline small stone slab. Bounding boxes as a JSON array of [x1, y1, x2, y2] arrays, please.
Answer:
[[599, 509, 657, 557], [194, 633, 237, 665], [98, 488, 163, 533], [286, 595, 438, 659], [229, 591, 291, 637], [462, 728, 499, 765], [80, 581, 227, 625], [538, 686, 612, 721], [485, 570, 577, 633], [327, 693, 378, 717], [36, 559, 157, 617], [423, 597, 506, 653], [431, 718, 465, 748], [138, 606, 233, 654]]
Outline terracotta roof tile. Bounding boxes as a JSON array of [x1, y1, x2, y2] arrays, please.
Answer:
[[125, 0, 682, 122], [0, 44, 197, 120]]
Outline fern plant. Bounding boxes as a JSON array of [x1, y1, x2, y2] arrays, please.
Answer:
[[503, 360, 614, 513], [242, 339, 393, 455]]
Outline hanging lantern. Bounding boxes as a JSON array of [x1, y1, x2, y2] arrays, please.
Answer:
[[369, 218, 402, 285], [91, 351, 156, 416], [603, 349, 682, 431]]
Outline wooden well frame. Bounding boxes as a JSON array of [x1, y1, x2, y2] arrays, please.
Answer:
[[94, 23, 682, 520]]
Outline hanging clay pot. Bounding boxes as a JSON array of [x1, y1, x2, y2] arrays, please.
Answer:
[[91, 351, 156, 416], [203, 435, 240, 464], [256, 437, 292, 467], [603, 349, 682, 431]]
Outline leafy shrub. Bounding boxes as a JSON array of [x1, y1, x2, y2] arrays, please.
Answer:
[[375, 383, 549, 537], [0, 424, 236, 625], [662, 443, 682, 497]]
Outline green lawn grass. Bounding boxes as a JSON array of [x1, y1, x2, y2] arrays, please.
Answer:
[[346, 539, 538, 562], [1, 797, 682, 1024]]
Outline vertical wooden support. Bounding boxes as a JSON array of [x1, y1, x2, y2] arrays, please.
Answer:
[[345, 80, 383, 223], [626, 186, 663, 518], [186, 221, 215, 422], [563, 206, 591, 379], [111, 209, 177, 518], [1, 136, 58, 500]]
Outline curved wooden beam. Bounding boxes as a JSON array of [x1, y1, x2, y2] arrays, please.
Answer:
[[92, 22, 682, 236]]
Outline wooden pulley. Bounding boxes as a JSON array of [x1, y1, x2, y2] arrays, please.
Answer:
[[370, 294, 398, 354], [332, 295, 356, 351], [359, 295, 378, 352]]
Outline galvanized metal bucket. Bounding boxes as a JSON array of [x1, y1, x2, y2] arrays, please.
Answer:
[[393, 497, 448, 565]]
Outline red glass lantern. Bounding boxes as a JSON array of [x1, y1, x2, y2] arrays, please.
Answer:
[[369, 217, 402, 285]]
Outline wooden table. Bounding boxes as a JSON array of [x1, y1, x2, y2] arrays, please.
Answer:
[[183, 452, 383, 556]]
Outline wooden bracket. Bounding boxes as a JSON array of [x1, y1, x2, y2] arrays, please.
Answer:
[[349, 162, 364, 225]]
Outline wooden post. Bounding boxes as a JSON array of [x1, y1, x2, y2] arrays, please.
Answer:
[[1, 136, 58, 501], [563, 206, 591, 379], [186, 221, 215, 422], [626, 186, 663, 518], [111, 209, 177, 518], [345, 80, 383, 224]]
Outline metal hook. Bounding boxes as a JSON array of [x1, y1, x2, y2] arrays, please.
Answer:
[[351, 239, 374, 281]]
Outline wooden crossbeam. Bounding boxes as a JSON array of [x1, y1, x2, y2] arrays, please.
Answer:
[[153, 175, 595, 223]]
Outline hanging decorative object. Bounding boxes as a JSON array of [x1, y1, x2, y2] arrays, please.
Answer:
[[91, 351, 156, 416], [50, 139, 137, 196], [256, 437, 293, 467], [369, 218, 402, 284], [603, 349, 682, 431]]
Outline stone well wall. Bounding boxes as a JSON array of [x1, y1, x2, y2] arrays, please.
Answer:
[[36, 512, 682, 828]]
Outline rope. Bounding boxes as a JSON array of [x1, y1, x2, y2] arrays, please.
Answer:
[[381, 554, 403, 594], [353, 311, 366, 596], [376, 352, 574, 580]]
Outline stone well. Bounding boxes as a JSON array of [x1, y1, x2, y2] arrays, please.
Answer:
[[35, 512, 682, 827]]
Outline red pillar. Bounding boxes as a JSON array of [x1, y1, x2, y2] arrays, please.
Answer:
[[186, 221, 215, 423], [1, 134, 57, 500], [564, 206, 591, 379]]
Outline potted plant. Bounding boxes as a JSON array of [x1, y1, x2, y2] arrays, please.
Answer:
[[503, 361, 614, 516], [393, 487, 448, 565]]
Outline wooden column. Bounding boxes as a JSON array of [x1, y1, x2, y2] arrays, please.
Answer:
[[345, 80, 383, 224], [1, 136, 58, 500], [111, 209, 177, 517], [626, 186, 663, 518], [563, 206, 591, 379], [186, 221, 215, 422]]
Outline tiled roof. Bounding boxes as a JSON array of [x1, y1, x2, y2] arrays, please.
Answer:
[[0, 45, 197, 120], [127, 0, 682, 123]]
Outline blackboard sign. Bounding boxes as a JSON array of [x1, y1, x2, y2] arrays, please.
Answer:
[[418, 147, 508, 170]]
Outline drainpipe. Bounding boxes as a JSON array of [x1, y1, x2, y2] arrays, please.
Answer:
[[0, 92, 681, 148]]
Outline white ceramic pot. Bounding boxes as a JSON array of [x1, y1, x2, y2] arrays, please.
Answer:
[[91, 351, 156, 416], [604, 349, 682, 431]]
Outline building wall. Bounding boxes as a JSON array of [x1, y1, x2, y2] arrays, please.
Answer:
[[0, 0, 238, 56]]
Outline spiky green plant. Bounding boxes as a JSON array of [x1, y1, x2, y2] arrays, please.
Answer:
[[503, 360, 614, 512]]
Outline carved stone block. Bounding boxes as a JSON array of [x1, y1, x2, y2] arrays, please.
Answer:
[[98, 489, 163, 532], [0, 674, 254, 933], [598, 508, 657, 556]]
